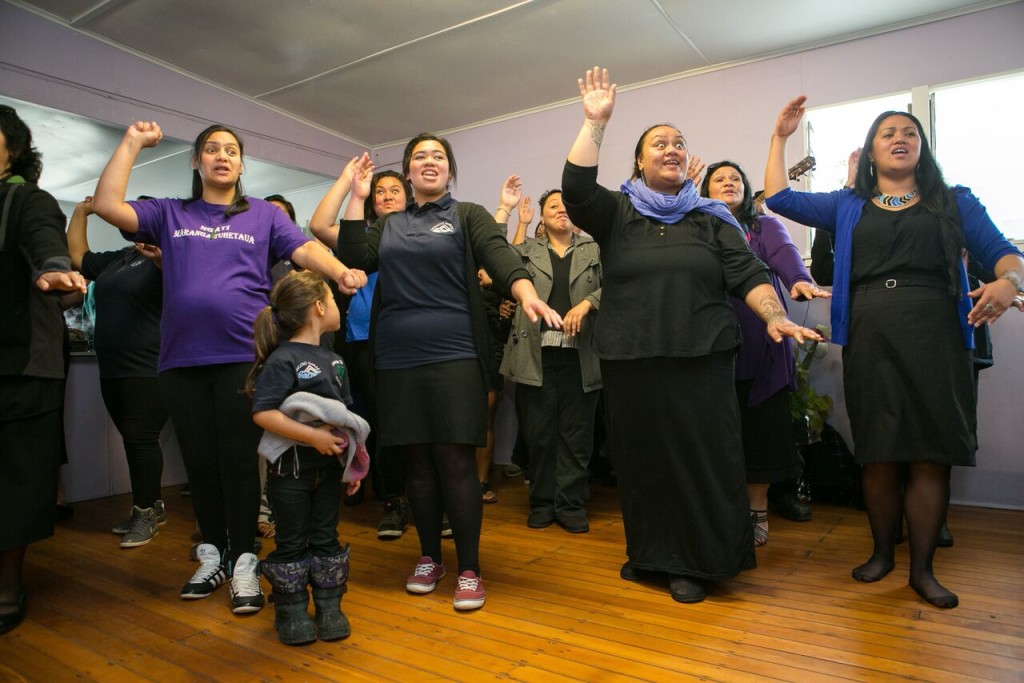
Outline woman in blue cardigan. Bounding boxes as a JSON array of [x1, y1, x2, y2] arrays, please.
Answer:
[[764, 96, 1024, 609]]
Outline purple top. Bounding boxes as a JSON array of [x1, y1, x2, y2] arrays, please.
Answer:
[[129, 197, 310, 371], [731, 214, 812, 406]]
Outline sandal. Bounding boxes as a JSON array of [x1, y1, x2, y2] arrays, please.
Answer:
[[751, 509, 769, 547], [481, 482, 498, 504]]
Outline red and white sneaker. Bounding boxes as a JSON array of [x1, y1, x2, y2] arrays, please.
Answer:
[[453, 570, 486, 611], [406, 556, 445, 594]]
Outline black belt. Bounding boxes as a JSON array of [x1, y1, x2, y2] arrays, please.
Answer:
[[853, 275, 950, 292]]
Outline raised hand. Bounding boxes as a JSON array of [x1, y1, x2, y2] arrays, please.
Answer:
[[687, 154, 705, 184], [518, 195, 534, 226], [578, 66, 617, 124], [348, 152, 374, 202], [499, 175, 523, 213], [773, 96, 807, 139], [125, 121, 163, 148]]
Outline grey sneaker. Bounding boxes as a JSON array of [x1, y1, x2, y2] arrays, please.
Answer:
[[441, 514, 453, 539], [377, 500, 409, 540], [120, 505, 160, 548], [112, 499, 166, 534]]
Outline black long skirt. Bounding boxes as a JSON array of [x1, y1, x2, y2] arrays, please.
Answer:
[[843, 285, 976, 466], [601, 353, 756, 580]]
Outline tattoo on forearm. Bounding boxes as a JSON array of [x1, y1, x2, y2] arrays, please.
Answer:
[[758, 296, 786, 325], [589, 122, 605, 148]]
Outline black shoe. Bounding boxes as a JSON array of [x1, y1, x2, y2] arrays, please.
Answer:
[[377, 500, 409, 540], [527, 509, 555, 529], [668, 575, 706, 603], [769, 491, 812, 522], [620, 561, 649, 582], [937, 522, 954, 548], [0, 592, 27, 635], [556, 512, 589, 534]]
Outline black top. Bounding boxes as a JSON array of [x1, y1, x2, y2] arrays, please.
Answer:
[[0, 181, 69, 380], [252, 340, 352, 473], [850, 202, 949, 285], [561, 162, 769, 360], [336, 196, 532, 391], [374, 194, 475, 369], [81, 247, 163, 379], [547, 247, 574, 320]]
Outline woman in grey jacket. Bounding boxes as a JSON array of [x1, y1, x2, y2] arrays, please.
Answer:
[[501, 189, 602, 533]]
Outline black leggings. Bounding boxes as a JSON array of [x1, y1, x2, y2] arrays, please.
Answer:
[[160, 363, 260, 567], [100, 376, 168, 508], [402, 443, 481, 575]]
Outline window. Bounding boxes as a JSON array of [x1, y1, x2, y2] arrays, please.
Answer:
[[932, 71, 1024, 241]]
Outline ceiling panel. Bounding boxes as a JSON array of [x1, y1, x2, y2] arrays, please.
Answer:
[[14, 0, 95, 21], [75, 0, 521, 96], [664, 0, 1007, 63], [263, 0, 708, 145]]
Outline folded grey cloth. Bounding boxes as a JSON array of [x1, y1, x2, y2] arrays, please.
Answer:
[[257, 391, 371, 482]]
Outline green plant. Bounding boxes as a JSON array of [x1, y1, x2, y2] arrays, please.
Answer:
[[789, 327, 833, 444]]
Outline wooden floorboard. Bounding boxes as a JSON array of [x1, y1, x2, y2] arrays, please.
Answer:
[[1, 480, 1021, 682]]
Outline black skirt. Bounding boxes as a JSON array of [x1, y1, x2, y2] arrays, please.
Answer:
[[375, 358, 487, 448], [843, 284, 976, 466], [736, 381, 801, 483], [601, 353, 756, 581]]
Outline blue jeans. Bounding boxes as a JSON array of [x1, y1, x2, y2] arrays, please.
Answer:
[[265, 447, 343, 563]]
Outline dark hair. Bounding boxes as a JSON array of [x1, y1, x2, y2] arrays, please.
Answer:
[[263, 194, 296, 222], [402, 133, 457, 190], [188, 124, 249, 218], [631, 123, 684, 181], [0, 105, 44, 183], [700, 161, 759, 232], [538, 189, 562, 212], [364, 170, 412, 221], [854, 110, 962, 295], [246, 270, 330, 395]]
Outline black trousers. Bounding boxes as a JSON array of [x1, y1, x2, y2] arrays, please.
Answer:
[[517, 348, 599, 515], [160, 363, 260, 567], [100, 376, 168, 508]]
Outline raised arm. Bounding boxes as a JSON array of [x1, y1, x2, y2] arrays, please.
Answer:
[[309, 154, 365, 249], [94, 121, 163, 233], [67, 196, 94, 270], [342, 154, 374, 221], [764, 96, 806, 200], [567, 66, 617, 169], [494, 175, 522, 223], [511, 195, 534, 245]]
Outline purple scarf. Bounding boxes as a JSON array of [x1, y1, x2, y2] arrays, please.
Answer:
[[620, 177, 742, 232]]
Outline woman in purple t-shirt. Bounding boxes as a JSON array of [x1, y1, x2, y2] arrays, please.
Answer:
[[94, 121, 365, 617]]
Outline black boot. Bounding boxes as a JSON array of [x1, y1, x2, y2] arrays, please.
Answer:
[[309, 547, 351, 641], [261, 559, 316, 646]]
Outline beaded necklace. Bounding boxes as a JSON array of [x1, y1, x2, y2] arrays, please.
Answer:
[[874, 188, 918, 208]]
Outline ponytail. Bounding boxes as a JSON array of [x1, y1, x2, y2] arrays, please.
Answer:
[[245, 270, 331, 396]]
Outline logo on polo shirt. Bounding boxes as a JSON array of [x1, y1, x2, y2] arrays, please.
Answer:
[[430, 221, 455, 234], [296, 362, 322, 379]]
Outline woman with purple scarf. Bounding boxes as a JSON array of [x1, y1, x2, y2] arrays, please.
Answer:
[[701, 161, 830, 547], [561, 67, 823, 603]]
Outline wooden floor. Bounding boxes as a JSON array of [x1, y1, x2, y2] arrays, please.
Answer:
[[1, 480, 1021, 683]]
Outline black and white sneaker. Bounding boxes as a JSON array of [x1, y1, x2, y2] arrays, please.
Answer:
[[180, 543, 227, 599], [229, 552, 265, 614]]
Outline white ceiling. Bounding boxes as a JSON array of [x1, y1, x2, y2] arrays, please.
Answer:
[[11, 0, 1014, 147]]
